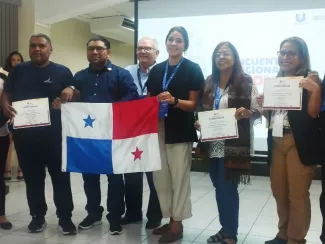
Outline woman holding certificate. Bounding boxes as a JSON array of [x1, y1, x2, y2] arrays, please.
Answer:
[[197, 42, 261, 244], [146, 26, 205, 243], [259, 37, 322, 244]]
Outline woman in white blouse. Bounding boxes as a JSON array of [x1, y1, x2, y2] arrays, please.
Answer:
[[197, 42, 261, 244]]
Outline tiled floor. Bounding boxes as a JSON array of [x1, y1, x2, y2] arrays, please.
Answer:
[[1, 172, 323, 244]]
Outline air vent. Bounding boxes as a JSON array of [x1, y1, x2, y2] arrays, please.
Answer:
[[121, 18, 134, 30]]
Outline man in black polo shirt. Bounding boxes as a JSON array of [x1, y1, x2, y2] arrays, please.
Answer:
[[1, 33, 77, 235]]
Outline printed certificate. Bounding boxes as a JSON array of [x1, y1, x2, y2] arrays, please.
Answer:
[[13, 98, 51, 129], [263, 77, 303, 110], [198, 108, 238, 142]]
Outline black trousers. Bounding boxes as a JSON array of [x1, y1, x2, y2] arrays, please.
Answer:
[[14, 129, 74, 219], [321, 163, 325, 243], [82, 173, 125, 224], [0, 135, 10, 216], [320, 112, 325, 243], [124, 172, 162, 222]]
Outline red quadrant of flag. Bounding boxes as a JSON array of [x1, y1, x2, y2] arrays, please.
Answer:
[[112, 97, 159, 140]]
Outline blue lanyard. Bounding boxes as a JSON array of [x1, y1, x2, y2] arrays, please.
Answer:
[[137, 68, 147, 95], [214, 81, 230, 109], [321, 96, 325, 112], [162, 57, 184, 91]]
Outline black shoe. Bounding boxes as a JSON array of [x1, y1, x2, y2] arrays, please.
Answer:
[[265, 236, 287, 244], [121, 216, 142, 226], [0, 221, 12, 230], [58, 218, 77, 235], [78, 214, 102, 230], [146, 219, 161, 229], [28, 217, 47, 233], [109, 223, 123, 235]]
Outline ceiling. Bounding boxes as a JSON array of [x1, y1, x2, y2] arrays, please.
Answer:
[[82, 0, 325, 20], [36, 0, 325, 44]]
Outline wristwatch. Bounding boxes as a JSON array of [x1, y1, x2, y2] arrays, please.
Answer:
[[174, 97, 179, 107], [69, 86, 75, 90]]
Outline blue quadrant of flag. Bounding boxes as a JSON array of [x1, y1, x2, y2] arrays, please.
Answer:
[[66, 137, 113, 174]]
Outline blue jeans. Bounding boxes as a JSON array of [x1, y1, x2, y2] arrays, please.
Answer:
[[209, 158, 239, 237]]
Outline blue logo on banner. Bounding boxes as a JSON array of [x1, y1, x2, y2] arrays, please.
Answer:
[[296, 13, 306, 23]]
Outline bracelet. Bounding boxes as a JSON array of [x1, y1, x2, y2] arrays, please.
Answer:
[[173, 97, 179, 108]]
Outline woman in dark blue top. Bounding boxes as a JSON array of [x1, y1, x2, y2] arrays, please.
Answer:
[[146, 26, 204, 243]]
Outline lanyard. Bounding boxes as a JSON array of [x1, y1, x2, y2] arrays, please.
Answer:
[[162, 57, 184, 91], [214, 81, 230, 109], [137, 69, 147, 95]]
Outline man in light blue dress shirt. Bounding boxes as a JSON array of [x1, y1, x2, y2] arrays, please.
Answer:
[[122, 37, 163, 229]]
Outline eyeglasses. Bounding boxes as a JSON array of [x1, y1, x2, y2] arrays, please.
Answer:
[[87, 46, 107, 52], [215, 51, 231, 58], [136, 46, 156, 52], [277, 50, 297, 58]]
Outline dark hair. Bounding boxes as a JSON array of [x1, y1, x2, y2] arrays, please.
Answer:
[[204, 42, 246, 97], [3, 51, 24, 72], [30, 33, 52, 46], [87, 36, 111, 49], [277, 37, 311, 77], [165, 26, 189, 51]]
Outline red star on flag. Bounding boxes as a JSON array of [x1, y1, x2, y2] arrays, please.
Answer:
[[131, 147, 143, 161]]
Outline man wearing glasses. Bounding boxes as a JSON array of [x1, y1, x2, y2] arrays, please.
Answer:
[[121, 37, 162, 229], [58, 36, 138, 235]]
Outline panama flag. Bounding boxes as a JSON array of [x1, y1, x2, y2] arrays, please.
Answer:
[[61, 97, 161, 174]]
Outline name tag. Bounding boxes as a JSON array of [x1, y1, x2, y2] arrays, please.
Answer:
[[159, 102, 169, 118], [272, 114, 284, 138]]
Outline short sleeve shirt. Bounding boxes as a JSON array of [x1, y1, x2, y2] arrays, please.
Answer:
[[146, 58, 204, 144]]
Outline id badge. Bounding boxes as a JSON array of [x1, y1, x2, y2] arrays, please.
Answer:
[[272, 114, 284, 138], [321, 99, 325, 112], [159, 102, 169, 118], [8, 123, 13, 132]]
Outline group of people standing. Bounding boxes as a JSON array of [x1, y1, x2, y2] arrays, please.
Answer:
[[0, 25, 324, 244]]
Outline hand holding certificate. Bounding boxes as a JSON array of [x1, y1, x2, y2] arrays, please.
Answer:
[[198, 108, 238, 142], [12, 98, 51, 129], [263, 77, 303, 110]]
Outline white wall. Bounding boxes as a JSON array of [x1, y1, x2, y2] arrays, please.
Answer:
[[50, 19, 92, 74], [18, 0, 134, 74]]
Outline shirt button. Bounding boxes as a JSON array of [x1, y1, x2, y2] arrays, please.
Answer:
[[95, 83, 98, 86], [97, 74, 99, 77], [94, 93, 96, 96]]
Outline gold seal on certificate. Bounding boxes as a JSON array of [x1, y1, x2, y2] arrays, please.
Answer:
[[12, 98, 51, 129], [198, 108, 238, 142], [263, 77, 303, 110]]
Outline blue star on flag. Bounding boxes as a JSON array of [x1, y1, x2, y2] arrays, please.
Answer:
[[83, 115, 95, 128]]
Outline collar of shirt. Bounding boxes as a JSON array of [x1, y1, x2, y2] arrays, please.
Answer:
[[88, 60, 113, 73], [137, 61, 156, 74]]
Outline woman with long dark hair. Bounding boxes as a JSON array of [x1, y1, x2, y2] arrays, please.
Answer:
[[3, 51, 24, 73], [258, 37, 322, 244], [146, 26, 205, 243], [0, 73, 12, 230], [2, 51, 24, 181], [198, 42, 261, 244]]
